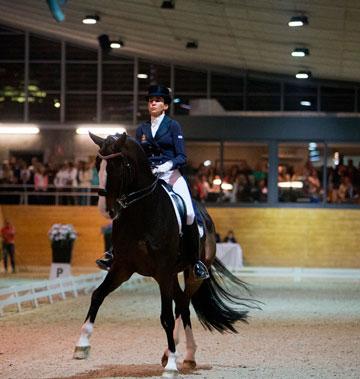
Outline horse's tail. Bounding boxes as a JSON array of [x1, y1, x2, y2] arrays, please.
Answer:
[[191, 257, 261, 333]]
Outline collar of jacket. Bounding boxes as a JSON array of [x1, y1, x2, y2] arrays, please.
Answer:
[[144, 115, 171, 140]]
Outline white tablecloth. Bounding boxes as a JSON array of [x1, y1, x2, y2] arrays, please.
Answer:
[[216, 243, 243, 269]]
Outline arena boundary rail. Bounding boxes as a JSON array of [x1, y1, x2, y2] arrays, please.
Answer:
[[231, 266, 360, 281], [1, 267, 359, 316], [0, 272, 151, 317]]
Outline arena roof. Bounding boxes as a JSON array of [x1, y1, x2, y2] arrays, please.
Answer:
[[0, 0, 360, 83]]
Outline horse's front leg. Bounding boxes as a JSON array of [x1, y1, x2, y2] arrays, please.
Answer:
[[73, 267, 132, 359], [159, 279, 178, 377]]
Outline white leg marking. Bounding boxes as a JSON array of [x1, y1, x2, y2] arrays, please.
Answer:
[[76, 320, 93, 347], [184, 325, 197, 361], [163, 352, 178, 377]]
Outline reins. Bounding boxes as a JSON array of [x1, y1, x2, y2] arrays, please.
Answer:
[[97, 151, 158, 210]]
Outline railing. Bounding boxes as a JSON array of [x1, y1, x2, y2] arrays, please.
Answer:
[[0, 184, 99, 205], [0, 272, 150, 316], [234, 266, 360, 282]]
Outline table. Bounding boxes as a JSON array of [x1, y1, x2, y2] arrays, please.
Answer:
[[216, 243, 243, 270]]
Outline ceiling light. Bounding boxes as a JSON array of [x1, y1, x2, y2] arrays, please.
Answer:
[[300, 100, 311, 107], [0, 125, 40, 134], [82, 15, 99, 24], [76, 126, 126, 135], [288, 15, 308, 27], [296, 71, 311, 79], [186, 40, 198, 49], [161, 0, 175, 9], [173, 98, 181, 104], [137, 73, 148, 79], [291, 48, 309, 57], [110, 40, 123, 49]]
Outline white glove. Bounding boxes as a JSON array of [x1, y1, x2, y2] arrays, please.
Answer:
[[152, 161, 173, 174]]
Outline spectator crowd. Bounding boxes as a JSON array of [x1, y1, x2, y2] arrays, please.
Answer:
[[1, 154, 360, 205]]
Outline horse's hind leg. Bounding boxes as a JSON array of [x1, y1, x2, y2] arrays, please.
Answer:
[[73, 268, 132, 359]]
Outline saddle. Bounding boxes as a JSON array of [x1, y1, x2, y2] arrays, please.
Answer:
[[160, 180, 186, 234], [159, 180, 204, 236]]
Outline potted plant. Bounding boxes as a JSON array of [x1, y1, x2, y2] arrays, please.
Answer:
[[48, 224, 77, 263]]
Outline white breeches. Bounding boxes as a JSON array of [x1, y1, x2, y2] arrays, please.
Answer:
[[159, 169, 195, 225]]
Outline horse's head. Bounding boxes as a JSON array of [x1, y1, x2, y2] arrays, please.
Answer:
[[90, 132, 154, 219]]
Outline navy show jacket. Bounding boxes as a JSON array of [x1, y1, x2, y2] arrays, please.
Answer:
[[135, 115, 187, 169]]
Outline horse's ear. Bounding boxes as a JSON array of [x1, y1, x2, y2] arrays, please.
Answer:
[[89, 132, 104, 147], [115, 132, 127, 148]]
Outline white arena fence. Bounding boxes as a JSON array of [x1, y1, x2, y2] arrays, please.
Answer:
[[1, 267, 359, 317], [0, 272, 150, 317]]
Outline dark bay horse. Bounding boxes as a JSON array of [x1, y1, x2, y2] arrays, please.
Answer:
[[73, 132, 257, 377]]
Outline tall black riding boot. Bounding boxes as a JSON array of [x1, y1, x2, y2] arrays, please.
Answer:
[[183, 221, 209, 280], [96, 247, 113, 271]]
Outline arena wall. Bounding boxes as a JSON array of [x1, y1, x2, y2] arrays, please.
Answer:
[[1, 205, 360, 269]]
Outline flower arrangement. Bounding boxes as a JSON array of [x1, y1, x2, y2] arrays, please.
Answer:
[[48, 224, 77, 242]]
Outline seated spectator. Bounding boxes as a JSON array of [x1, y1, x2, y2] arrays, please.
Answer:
[[337, 175, 354, 203], [223, 230, 237, 243], [306, 168, 321, 202]]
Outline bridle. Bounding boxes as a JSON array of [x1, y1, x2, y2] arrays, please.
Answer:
[[97, 150, 158, 210]]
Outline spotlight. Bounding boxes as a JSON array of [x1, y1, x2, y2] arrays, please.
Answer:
[[186, 40, 198, 49], [161, 0, 175, 9], [296, 71, 311, 79], [110, 40, 124, 49], [82, 15, 99, 24], [137, 73, 148, 79], [288, 15, 308, 27], [300, 100, 311, 107], [291, 48, 309, 57], [98, 34, 111, 54]]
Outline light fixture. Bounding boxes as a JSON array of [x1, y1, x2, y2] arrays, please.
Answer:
[[173, 98, 181, 104], [110, 40, 124, 49], [296, 71, 311, 79], [221, 183, 233, 191], [300, 100, 311, 107], [186, 40, 198, 49], [0, 124, 40, 134], [291, 48, 309, 57], [288, 15, 308, 27], [137, 73, 148, 79], [278, 181, 303, 189], [213, 178, 222, 185], [161, 0, 175, 9], [203, 160, 212, 167], [54, 100, 61, 108], [82, 15, 100, 24], [76, 126, 127, 136]]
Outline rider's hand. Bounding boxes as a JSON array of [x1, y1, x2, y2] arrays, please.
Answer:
[[152, 161, 173, 174]]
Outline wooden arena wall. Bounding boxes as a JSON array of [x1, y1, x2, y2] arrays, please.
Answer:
[[1, 205, 360, 269]]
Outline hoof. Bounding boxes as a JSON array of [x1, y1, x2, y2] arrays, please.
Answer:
[[162, 369, 178, 378], [73, 346, 90, 359], [161, 353, 168, 367], [182, 360, 196, 370]]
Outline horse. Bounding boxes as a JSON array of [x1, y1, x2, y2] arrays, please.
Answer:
[[73, 132, 257, 377]]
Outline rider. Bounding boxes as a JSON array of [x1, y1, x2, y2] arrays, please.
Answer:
[[96, 84, 209, 280]]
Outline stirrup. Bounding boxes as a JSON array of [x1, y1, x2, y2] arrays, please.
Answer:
[[193, 261, 210, 280]]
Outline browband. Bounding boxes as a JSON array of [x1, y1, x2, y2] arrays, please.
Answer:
[[97, 152, 124, 160]]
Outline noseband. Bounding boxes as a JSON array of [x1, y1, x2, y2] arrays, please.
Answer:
[[97, 151, 158, 211]]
